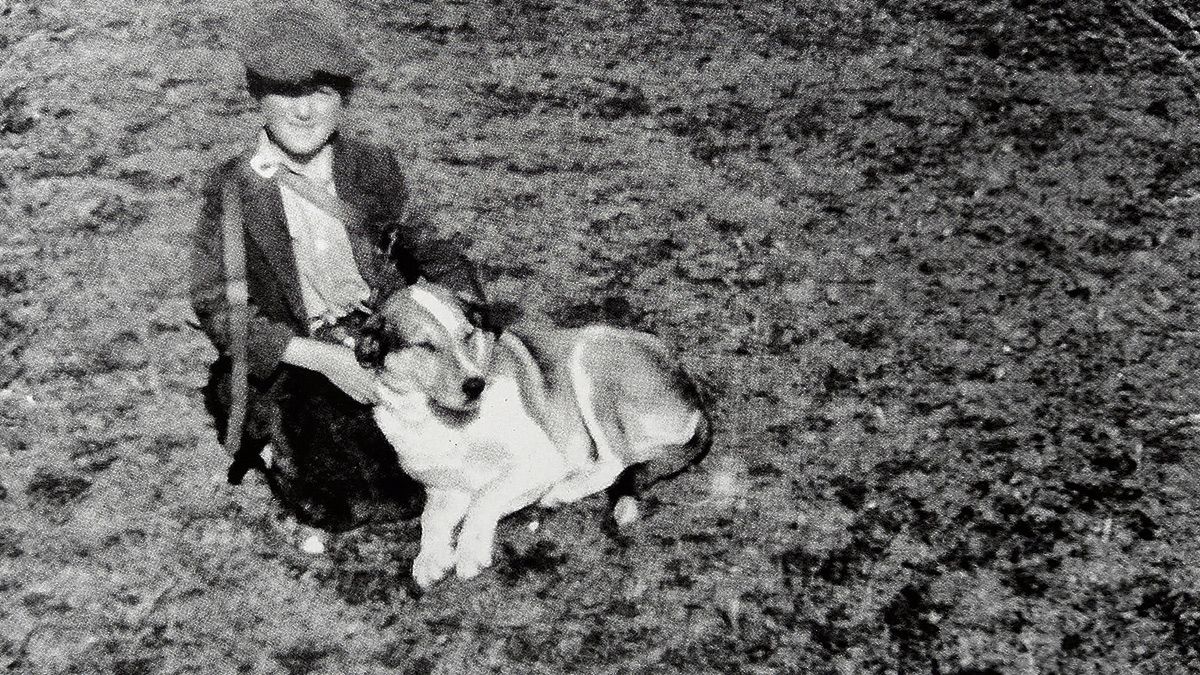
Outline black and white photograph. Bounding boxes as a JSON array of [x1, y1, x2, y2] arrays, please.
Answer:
[[1, 0, 1198, 672]]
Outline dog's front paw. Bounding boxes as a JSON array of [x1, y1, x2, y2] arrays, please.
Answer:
[[412, 545, 455, 588], [454, 538, 493, 580]]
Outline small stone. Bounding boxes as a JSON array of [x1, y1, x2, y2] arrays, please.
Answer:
[[613, 497, 639, 526], [300, 534, 325, 555], [708, 455, 747, 508]]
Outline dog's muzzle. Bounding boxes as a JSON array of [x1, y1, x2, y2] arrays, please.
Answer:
[[462, 377, 485, 402]]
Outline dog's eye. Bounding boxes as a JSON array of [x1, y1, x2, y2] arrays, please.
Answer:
[[416, 341, 439, 353]]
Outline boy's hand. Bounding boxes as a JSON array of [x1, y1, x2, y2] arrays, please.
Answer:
[[282, 338, 379, 404], [317, 346, 380, 404]]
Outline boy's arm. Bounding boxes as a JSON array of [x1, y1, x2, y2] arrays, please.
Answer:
[[375, 149, 486, 304], [189, 164, 298, 382]]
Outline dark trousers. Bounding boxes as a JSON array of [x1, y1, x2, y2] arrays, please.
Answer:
[[203, 357, 423, 532]]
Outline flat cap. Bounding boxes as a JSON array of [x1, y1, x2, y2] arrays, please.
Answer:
[[233, 0, 371, 83]]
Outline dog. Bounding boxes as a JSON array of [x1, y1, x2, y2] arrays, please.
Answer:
[[355, 282, 712, 587]]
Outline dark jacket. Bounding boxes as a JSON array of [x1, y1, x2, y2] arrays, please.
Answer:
[[190, 133, 481, 383], [189, 133, 481, 529]]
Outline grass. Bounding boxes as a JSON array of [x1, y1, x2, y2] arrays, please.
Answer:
[[2, 0, 1200, 672]]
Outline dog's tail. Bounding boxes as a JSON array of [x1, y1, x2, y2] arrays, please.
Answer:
[[606, 368, 714, 521]]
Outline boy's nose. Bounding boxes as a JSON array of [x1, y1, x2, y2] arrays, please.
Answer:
[[290, 95, 314, 119]]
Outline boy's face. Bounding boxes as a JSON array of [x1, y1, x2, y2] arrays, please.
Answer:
[[259, 82, 345, 159]]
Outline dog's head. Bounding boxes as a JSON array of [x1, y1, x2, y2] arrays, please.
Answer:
[[356, 282, 502, 413]]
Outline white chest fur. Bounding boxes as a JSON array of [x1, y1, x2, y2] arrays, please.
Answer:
[[373, 374, 568, 493]]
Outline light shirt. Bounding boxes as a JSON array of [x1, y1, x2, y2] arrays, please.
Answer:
[[249, 130, 370, 326]]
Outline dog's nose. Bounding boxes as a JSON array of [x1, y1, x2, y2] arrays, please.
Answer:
[[462, 377, 486, 400]]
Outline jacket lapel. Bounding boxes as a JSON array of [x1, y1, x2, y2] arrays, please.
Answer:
[[240, 166, 307, 324], [238, 137, 386, 324], [331, 138, 387, 291]]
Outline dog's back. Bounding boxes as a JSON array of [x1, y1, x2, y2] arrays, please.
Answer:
[[566, 326, 713, 502]]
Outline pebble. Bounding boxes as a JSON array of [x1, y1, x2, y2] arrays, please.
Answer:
[[613, 497, 640, 526], [300, 534, 325, 555]]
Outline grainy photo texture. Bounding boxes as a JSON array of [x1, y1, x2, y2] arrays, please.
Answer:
[[1, 0, 1199, 672]]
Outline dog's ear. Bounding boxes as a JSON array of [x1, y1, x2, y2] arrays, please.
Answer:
[[463, 299, 523, 337], [460, 299, 487, 332], [354, 313, 389, 368], [484, 301, 524, 336]]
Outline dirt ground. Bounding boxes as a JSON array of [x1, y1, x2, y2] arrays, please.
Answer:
[[2, 0, 1200, 672]]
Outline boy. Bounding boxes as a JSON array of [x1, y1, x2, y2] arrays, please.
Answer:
[[189, 1, 484, 535]]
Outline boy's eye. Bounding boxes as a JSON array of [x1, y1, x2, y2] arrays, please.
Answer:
[[279, 83, 309, 97], [417, 341, 439, 352], [276, 83, 338, 98]]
